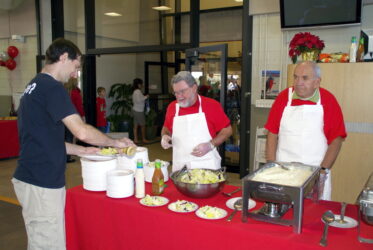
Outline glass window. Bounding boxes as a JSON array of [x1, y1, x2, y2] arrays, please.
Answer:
[[93, 0, 191, 48], [200, 9, 242, 42], [200, 0, 242, 10], [64, 0, 86, 51]]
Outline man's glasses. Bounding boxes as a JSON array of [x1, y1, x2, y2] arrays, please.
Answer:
[[172, 87, 190, 96]]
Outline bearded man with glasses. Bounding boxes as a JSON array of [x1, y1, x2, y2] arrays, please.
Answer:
[[161, 71, 232, 172]]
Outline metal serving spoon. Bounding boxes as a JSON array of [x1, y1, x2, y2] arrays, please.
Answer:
[[223, 187, 242, 197], [227, 199, 243, 222], [336, 202, 347, 224], [320, 210, 335, 247]]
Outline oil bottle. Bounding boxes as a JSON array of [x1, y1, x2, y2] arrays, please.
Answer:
[[152, 159, 164, 195]]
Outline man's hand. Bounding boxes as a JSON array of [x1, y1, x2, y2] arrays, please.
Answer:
[[115, 137, 136, 148], [161, 134, 172, 149], [191, 142, 212, 157]]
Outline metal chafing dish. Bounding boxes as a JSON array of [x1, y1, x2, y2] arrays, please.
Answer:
[[242, 162, 320, 234], [357, 172, 373, 244]]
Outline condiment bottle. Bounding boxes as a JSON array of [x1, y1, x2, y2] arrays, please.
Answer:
[[152, 159, 164, 195], [357, 37, 365, 62], [135, 159, 145, 198], [349, 36, 357, 63]]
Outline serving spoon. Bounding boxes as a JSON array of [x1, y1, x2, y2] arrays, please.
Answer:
[[336, 202, 347, 224], [320, 210, 335, 247], [227, 199, 243, 222], [223, 187, 242, 197]]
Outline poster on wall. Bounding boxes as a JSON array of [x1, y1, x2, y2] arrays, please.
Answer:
[[261, 70, 280, 99]]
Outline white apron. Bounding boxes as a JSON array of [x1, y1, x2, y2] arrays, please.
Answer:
[[277, 88, 331, 200], [172, 95, 221, 172]]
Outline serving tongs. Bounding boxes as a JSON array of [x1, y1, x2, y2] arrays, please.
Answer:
[[176, 165, 192, 180], [218, 166, 227, 180]]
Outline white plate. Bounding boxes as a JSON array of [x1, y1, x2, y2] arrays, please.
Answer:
[[79, 154, 115, 161], [168, 200, 198, 213], [226, 197, 256, 210], [195, 206, 227, 220], [139, 196, 169, 207], [328, 215, 358, 228]]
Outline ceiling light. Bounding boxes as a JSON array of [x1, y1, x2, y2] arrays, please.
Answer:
[[104, 12, 122, 17], [234, 0, 243, 2], [152, 6, 172, 11]]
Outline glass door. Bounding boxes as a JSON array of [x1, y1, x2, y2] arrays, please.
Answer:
[[185, 44, 240, 172]]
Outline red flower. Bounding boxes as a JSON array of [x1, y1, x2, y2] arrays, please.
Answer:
[[288, 32, 325, 60]]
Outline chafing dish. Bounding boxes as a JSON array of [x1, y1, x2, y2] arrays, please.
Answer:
[[357, 172, 373, 243], [242, 162, 320, 234]]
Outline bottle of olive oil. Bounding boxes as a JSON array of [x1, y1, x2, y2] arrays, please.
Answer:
[[357, 37, 365, 62], [152, 159, 164, 195]]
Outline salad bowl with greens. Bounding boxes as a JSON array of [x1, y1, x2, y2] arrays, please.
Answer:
[[170, 168, 226, 198]]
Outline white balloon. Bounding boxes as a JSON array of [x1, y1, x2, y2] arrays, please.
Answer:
[[0, 51, 9, 61]]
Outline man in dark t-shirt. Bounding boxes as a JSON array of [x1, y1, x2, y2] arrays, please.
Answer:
[[12, 38, 134, 250]]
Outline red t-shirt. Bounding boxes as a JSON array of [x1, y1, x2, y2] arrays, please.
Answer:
[[163, 96, 230, 138], [265, 87, 347, 145], [70, 88, 85, 117], [96, 97, 107, 127]]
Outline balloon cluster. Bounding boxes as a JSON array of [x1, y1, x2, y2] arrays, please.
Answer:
[[0, 46, 19, 71]]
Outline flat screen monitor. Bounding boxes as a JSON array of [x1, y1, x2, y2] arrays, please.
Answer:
[[280, 0, 362, 30]]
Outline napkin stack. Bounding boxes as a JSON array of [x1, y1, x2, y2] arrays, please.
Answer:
[[81, 158, 117, 191], [106, 169, 134, 198]]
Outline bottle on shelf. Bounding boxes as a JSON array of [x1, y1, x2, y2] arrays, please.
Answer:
[[135, 159, 145, 198], [357, 37, 365, 62], [349, 36, 357, 63], [152, 159, 164, 195]]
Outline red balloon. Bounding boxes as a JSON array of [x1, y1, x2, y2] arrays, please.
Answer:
[[0, 60, 6, 67], [7, 46, 19, 58], [6, 58, 16, 70]]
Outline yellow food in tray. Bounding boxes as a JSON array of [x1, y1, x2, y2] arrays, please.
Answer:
[[99, 146, 137, 156], [100, 147, 118, 155]]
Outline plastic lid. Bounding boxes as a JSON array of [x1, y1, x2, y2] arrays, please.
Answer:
[[137, 159, 143, 168], [351, 36, 357, 42]]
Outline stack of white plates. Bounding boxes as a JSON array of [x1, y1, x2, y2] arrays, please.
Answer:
[[106, 169, 134, 198], [81, 158, 117, 191], [117, 146, 149, 172]]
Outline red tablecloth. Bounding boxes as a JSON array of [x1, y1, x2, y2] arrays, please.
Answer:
[[65, 183, 369, 250], [0, 120, 19, 159]]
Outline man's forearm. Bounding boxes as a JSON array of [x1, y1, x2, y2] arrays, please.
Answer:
[[66, 142, 88, 155], [211, 125, 232, 147], [77, 123, 117, 147], [266, 131, 278, 162], [63, 114, 116, 147], [320, 136, 344, 169], [161, 126, 171, 137]]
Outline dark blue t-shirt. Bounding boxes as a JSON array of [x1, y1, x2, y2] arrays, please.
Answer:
[[14, 73, 77, 188]]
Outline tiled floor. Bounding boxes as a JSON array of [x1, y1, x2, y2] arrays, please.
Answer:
[[0, 141, 241, 249]]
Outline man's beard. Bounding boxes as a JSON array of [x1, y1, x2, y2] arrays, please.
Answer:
[[178, 93, 196, 108]]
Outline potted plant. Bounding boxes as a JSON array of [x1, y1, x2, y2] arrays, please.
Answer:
[[288, 32, 325, 63], [107, 83, 133, 133], [145, 108, 158, 140]]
